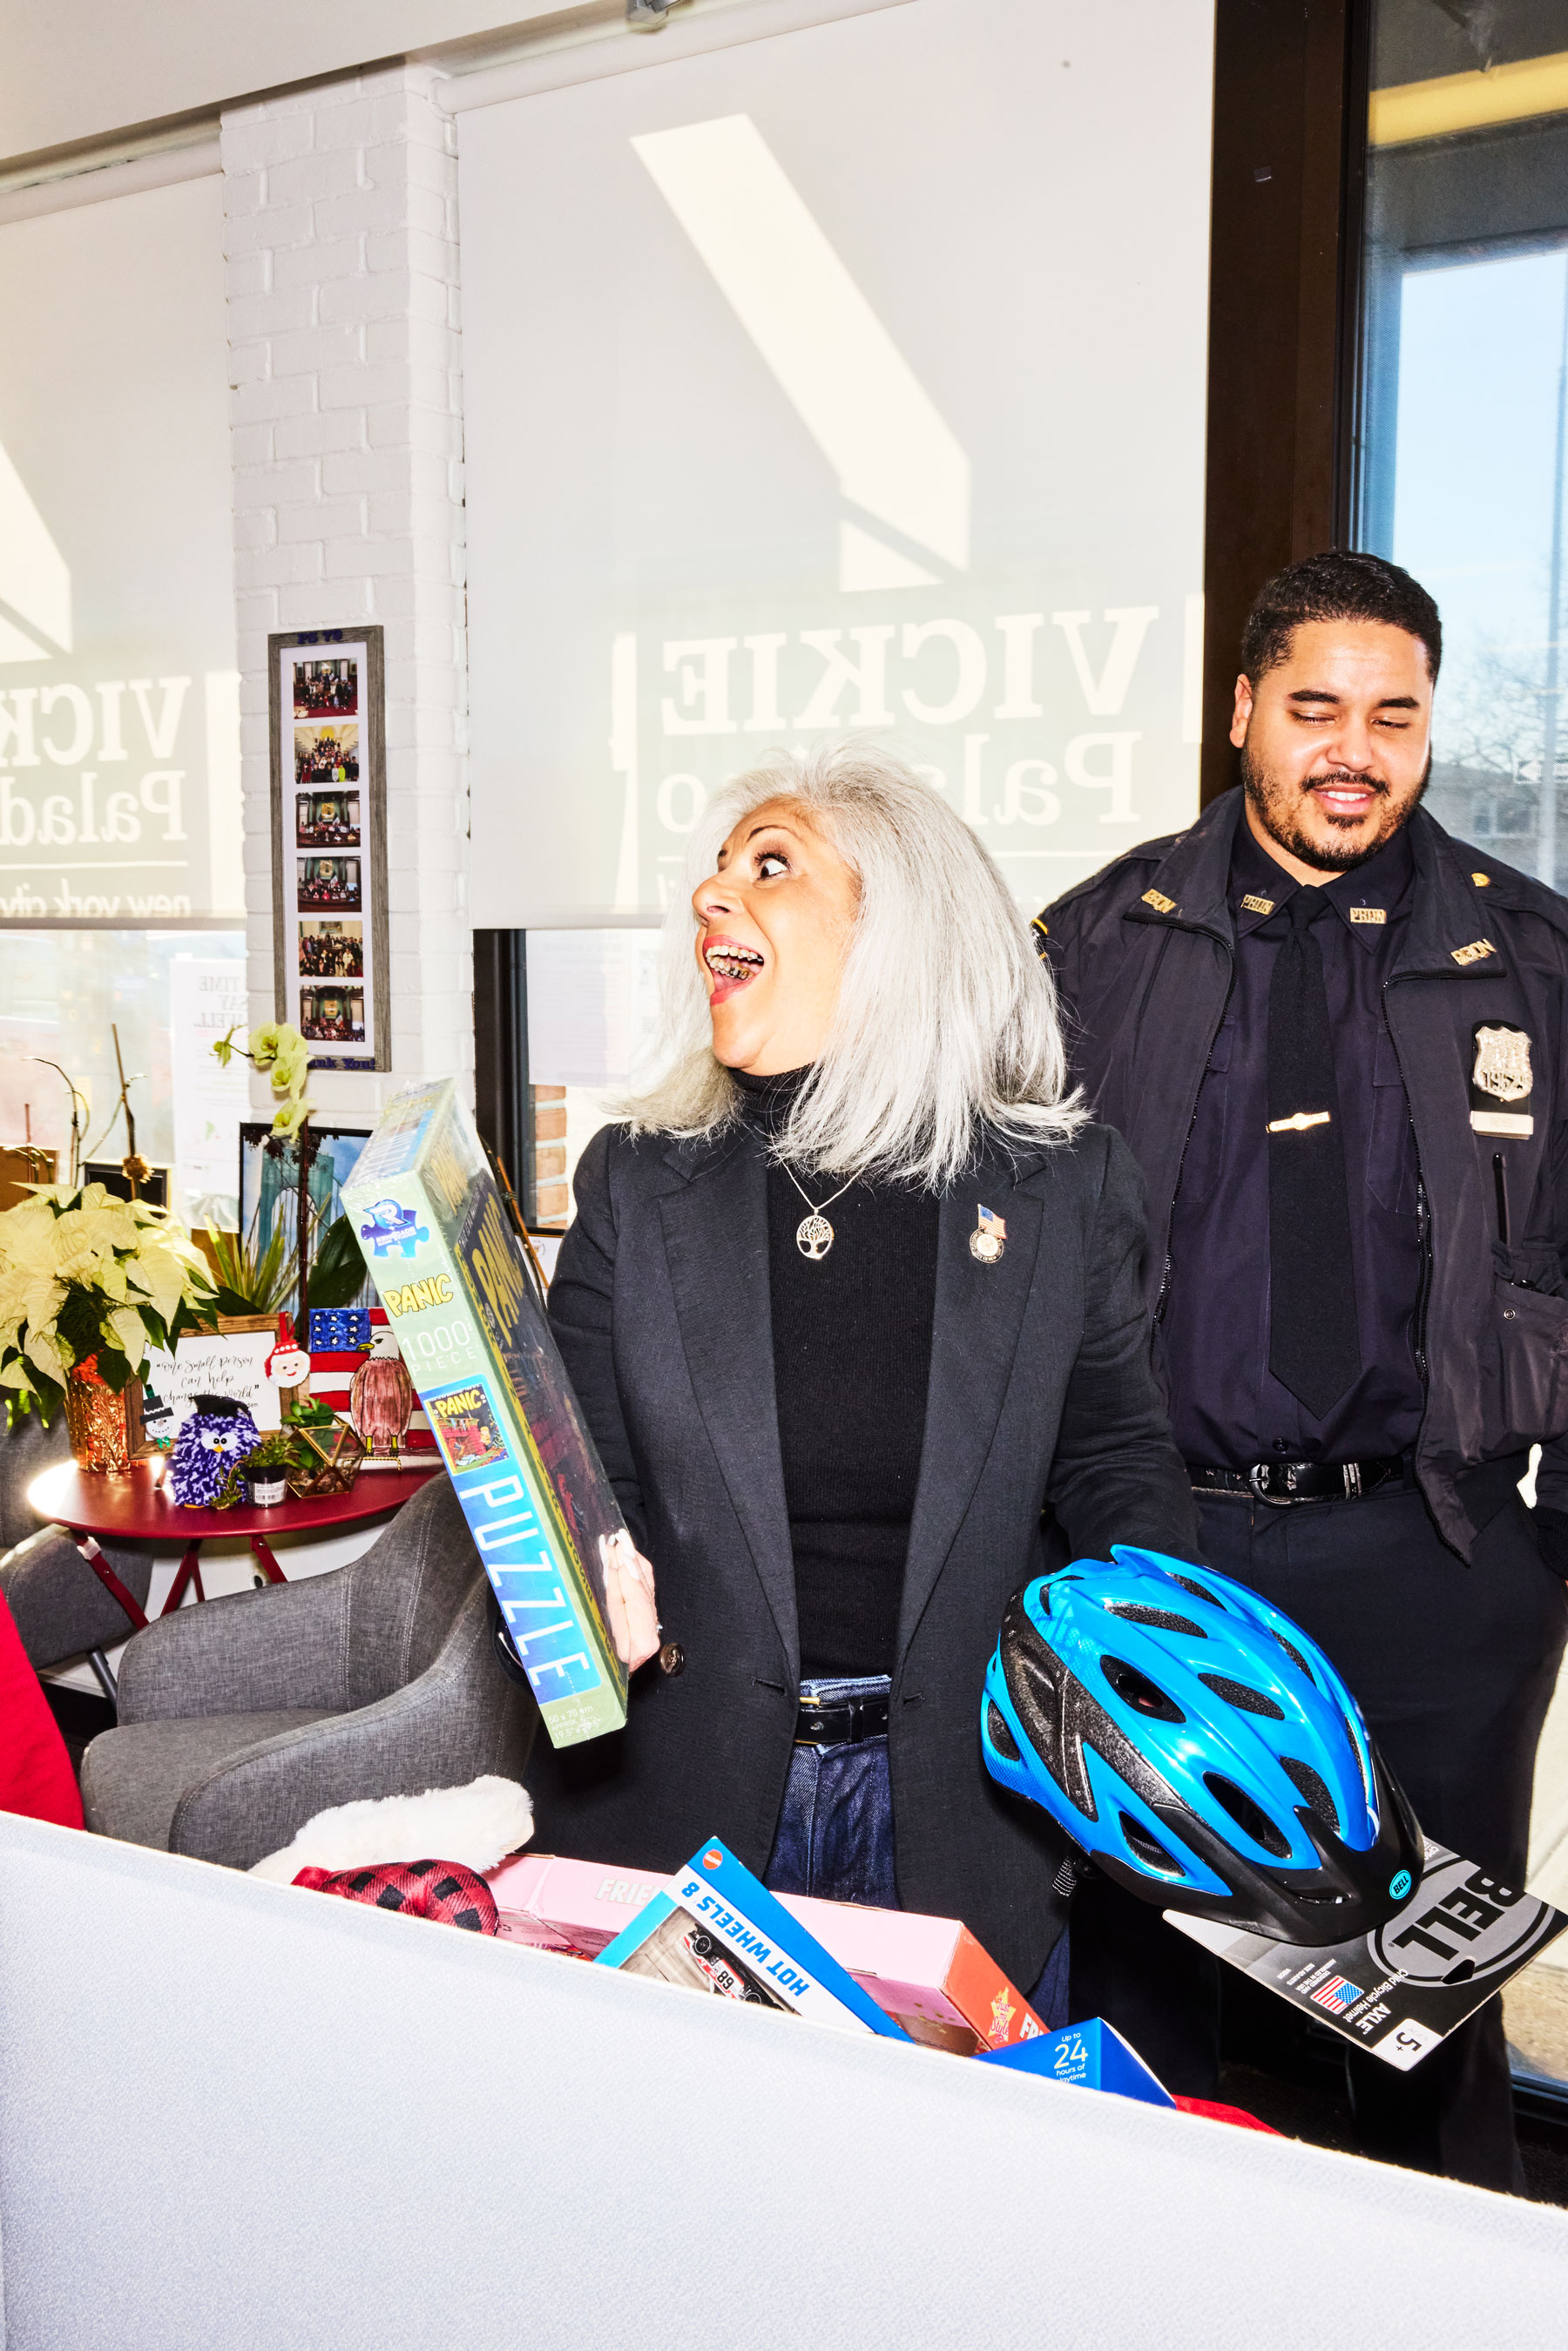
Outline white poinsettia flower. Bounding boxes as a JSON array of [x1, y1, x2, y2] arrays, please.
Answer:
[[4, 1272, 66, 1337], [84, 1200, 140, 1251], [1, 1177, 217, 1413], [24, 1325, 70, 1385], [128, 1246, 189, 1326], [106, 1306, 147, 1367], [0, 1212, 65, 1280]]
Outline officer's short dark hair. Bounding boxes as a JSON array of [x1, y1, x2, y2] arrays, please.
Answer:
[[1240, 551, 1442, 685]]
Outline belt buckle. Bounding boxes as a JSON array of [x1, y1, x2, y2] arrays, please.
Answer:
[[1247, 1462, 1287, 1507]]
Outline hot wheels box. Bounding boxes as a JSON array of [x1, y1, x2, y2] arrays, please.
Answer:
[[490, 1850, 1043, 2049], [342, 1078, 628, 1748], [595, 1837, 910, 2037]]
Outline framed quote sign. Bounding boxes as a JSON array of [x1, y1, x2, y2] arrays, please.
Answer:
[[268, 626, 389, 1071]]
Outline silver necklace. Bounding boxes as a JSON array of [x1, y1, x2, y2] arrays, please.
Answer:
[[780, 1164, 856, 1260]]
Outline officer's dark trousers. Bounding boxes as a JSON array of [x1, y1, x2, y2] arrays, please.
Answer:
[[1068, 1482, 1567, 2193]]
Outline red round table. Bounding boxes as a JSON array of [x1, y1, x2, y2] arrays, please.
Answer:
[[28, 1459, 439, 1632]]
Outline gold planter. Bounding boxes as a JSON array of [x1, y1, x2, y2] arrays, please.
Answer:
[[63, 1361, 143, 1476]]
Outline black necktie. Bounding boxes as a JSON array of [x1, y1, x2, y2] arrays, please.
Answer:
[[1267, 889, 1362, 1418]]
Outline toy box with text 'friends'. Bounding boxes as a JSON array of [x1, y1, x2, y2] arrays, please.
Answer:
[[487, 1851, 1045, 2050]]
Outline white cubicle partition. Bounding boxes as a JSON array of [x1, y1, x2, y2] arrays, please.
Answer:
[[1, 1814, 1566, 2348]]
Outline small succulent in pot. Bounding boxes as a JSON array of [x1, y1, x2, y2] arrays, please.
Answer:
[[240, 1429, 301, 1508]]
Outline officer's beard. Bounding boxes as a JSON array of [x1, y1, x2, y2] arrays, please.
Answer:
[[1239, 743, 1430, 874]]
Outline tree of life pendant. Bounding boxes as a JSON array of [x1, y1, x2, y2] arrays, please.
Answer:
[[796, 1213, 835, 1261]]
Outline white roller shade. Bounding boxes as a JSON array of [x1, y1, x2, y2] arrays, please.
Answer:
[[0, 173, 240, 923], [461, 0, 1215, 925]]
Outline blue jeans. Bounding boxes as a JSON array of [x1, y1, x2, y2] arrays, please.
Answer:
[[762, 1674, 1071, 2028]]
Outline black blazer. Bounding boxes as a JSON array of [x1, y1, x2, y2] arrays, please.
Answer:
[[534, 1113, 1198, 1985]]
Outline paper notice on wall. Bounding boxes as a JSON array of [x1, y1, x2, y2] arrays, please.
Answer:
[[144, 1330, 280, 1435], [170, 956, 249, 1226]]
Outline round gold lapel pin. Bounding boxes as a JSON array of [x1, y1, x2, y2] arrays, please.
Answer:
[[970, 1206, 1006, 1264]]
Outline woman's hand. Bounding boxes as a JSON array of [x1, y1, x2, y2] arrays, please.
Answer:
[[602, 1530, 661, 1672]]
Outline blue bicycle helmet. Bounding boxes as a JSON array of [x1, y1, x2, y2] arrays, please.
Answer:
[[981, 1546, 1423, 1944]]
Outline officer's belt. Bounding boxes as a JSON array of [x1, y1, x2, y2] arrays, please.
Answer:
[[1188, 1457, 1409, 1506]]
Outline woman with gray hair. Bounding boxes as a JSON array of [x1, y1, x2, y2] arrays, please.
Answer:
[[535, 740, 1196, 2011]]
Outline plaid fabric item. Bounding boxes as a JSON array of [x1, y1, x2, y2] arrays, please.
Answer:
[[293, 1858, 499, 1935]]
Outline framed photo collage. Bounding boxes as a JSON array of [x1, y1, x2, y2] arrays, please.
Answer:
[[268, 626, 390, 1071]]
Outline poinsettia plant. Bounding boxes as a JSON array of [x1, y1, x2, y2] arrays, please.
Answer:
[[0, 1183, 215, 1429]]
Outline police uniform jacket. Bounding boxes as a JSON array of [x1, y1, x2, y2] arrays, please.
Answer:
[[1038, 787, 1568, 1560], [531, 1112, 1198, 1989]]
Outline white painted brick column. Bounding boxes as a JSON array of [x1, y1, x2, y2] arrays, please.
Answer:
[[220, 63, 470, 1121]]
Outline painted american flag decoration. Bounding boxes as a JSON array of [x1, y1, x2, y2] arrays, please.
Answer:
[[309, 1307, 437, 1469]]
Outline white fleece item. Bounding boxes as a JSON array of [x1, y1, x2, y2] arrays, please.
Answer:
[[249, 1775, 534, 1882]]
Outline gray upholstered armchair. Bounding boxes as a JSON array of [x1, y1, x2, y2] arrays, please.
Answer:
[[0, 1408, 152, 1685], [80, 1476, 535, 1869]]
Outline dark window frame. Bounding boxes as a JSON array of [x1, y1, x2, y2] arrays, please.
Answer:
[[473, 928, 536, 1224], [1200, 0, 1375, 805]]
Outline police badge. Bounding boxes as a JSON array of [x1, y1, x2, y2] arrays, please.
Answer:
[[1470, 1023, 1534, 1138]]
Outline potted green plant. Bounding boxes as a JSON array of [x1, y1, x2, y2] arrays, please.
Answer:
[[241, 1429, 300, 1508], [0, 1182, 215, 1472], [208, 1018, 369, 1329]]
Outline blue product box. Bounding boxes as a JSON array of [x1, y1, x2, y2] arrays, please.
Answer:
[[597, 1836, 909, 2039], [977, 2016, 1173, 2108]]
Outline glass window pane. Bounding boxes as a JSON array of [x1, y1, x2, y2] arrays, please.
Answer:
[[0, 929, 247, 1224], [524, 929, 663, 1225], [1358, 0, 1568, 882]]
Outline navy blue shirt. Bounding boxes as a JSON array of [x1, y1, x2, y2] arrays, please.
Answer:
[[1159, 818, 1425, 1469]]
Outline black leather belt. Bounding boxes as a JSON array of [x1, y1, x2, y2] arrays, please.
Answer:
[[1188, 1456, 1409, 1507], [794, 1693, 890, 1746]]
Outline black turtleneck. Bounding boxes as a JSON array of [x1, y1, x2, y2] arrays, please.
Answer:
[[731, 1067, 940, 1679]]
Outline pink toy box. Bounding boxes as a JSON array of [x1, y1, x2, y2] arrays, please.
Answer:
[[486, 1852, 1044, 2054]]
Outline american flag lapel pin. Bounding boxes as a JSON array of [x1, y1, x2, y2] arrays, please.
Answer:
[[970, 1204, 1006, 1265]]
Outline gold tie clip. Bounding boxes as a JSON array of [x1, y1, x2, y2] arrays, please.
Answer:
[[1267, 1111, 1332, 1135]]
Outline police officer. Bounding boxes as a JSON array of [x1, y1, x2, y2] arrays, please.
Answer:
[[1037, 551, 1568, 2192]]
